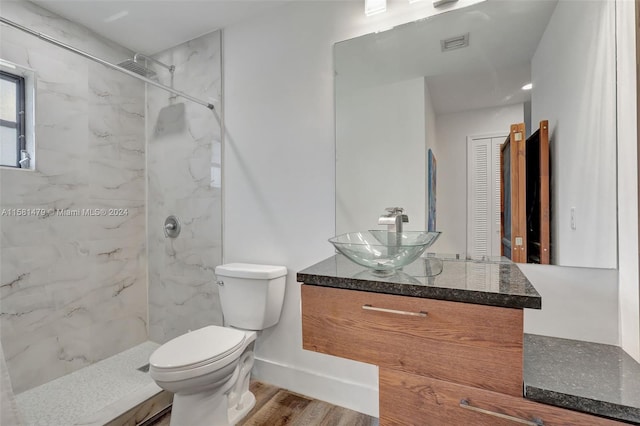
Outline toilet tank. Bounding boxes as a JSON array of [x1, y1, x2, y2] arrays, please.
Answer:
[[215, 263, 287, 330]]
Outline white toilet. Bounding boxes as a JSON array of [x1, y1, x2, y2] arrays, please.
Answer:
[[149, 263, 287, 426]]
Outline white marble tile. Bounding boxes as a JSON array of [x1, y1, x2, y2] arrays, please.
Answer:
[[1, 0, 224, 396], [90, 104, 145, 139], [0, 243, 90, 299], [90, 316, 148, 363], [85, 199, 145, 241], [88, 63, 145, 108], [0, 199, 144, 248], [87, 159, 145, 201], [147, 31, 223, 344], [0, 1, 147, 394], [147, 137, 216, 200]]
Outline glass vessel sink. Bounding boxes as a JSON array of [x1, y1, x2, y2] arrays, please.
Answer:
[[329, 230, 441, 275]]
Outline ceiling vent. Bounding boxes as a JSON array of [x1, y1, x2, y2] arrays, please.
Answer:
[[441, 33, 469, 52]]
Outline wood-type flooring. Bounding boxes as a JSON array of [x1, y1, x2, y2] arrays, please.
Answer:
[[150, 381, 378, 426]]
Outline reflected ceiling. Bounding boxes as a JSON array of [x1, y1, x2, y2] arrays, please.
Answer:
[[335, 0, 557, 114]]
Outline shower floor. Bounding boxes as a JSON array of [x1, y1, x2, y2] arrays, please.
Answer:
[[16, 341, 167, 426]]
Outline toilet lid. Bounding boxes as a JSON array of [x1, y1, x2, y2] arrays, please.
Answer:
[[150, 326, 246, 370]]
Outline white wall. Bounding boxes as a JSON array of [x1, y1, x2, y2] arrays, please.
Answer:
[[434, 104, 524, 254], [223, 0, 630, 415], [521, 264, 619, 345], [616, 0, 640, 362], [336, 78, 426, 234], [223, 0, 483, 416], [531, 0, 617, 268]]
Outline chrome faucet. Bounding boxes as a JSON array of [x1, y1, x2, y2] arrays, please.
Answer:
[[378, 207, 409, 256], [378, 207, 409, 234]]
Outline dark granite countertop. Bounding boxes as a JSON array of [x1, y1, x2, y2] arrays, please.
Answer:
[[297, 254, 541, 309], [524, 334, 640, 424]]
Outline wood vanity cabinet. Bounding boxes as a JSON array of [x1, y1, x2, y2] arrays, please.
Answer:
[[380, 369, 622, 425], [300, 284, 624, 426], [301, 284, 523, 396]]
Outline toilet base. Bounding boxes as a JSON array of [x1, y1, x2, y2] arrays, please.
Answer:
[[228, 391, 256, 425], [168, 338, 257, 426], [170, 387, 256, 426]]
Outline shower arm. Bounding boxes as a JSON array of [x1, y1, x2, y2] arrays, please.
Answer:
[[134, 53, 175, 74], [0, 17, 214, 110]]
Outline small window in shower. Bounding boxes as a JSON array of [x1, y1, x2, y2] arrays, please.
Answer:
[[0, 59, 35, 170]]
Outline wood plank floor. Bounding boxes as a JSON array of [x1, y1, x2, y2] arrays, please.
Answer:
[[150, 381, 377, 426]]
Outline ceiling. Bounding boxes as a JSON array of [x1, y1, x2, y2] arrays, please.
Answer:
[[335, 0, 557, 114], [28, 0, 290, 54]]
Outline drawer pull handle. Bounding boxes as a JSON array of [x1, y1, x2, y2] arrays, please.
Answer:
[[362, 304, 427, 317], [459, 400, 544, 425]]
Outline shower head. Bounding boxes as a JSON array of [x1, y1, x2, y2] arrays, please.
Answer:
[[118, 58, 157, 78], [117, 53, 174, 79]]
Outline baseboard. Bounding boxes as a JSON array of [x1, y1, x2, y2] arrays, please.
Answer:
[[252, 357, 379, 418]]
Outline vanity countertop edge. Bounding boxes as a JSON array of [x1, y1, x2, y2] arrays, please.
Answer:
[[524, 334, 640, 424], [297, 254, 542, 310]]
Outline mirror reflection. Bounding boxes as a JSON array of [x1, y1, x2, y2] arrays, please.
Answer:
[[335, 0, 617, 268]]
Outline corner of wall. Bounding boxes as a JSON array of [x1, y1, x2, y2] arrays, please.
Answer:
[[616, 0, 640, 362]]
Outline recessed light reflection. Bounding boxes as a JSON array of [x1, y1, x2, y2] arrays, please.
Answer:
[[522, 83, 533, 91]]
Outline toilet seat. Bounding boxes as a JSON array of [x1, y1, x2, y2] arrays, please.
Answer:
[[150, 326, 246, 372]]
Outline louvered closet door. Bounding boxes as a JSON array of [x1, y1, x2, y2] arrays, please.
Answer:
[[467, 136, 504, 258]]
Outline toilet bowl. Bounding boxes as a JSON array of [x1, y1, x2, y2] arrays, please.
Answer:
[[149, 263, 287, 426]]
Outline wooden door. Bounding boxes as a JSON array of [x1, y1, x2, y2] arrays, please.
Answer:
[[500, 123, 527, 263], [529, 120, 550, 264]]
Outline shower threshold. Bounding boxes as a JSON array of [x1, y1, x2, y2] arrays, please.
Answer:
[[15, 341, 171, 426]]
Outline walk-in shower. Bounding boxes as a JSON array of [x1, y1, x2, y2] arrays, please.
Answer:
[[0, 7, 223, 425]]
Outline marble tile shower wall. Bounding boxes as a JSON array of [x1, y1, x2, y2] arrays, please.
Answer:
[[0, 2, 147, 393], [147, 31, 223, 343]]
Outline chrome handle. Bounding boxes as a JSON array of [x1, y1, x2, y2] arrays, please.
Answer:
[[362, 304, 427, 317], [164, 215, 181, 238], [459, 400, 544, 425]]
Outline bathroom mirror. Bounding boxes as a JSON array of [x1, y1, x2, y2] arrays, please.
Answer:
[[335, 0, 617, 268]]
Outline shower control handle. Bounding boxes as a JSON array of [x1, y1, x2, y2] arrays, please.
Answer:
[[164, 215, 181, 238]]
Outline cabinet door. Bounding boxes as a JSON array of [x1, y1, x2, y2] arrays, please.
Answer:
[[379, 368, 624, 426], [301, 285, 523, 396]]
